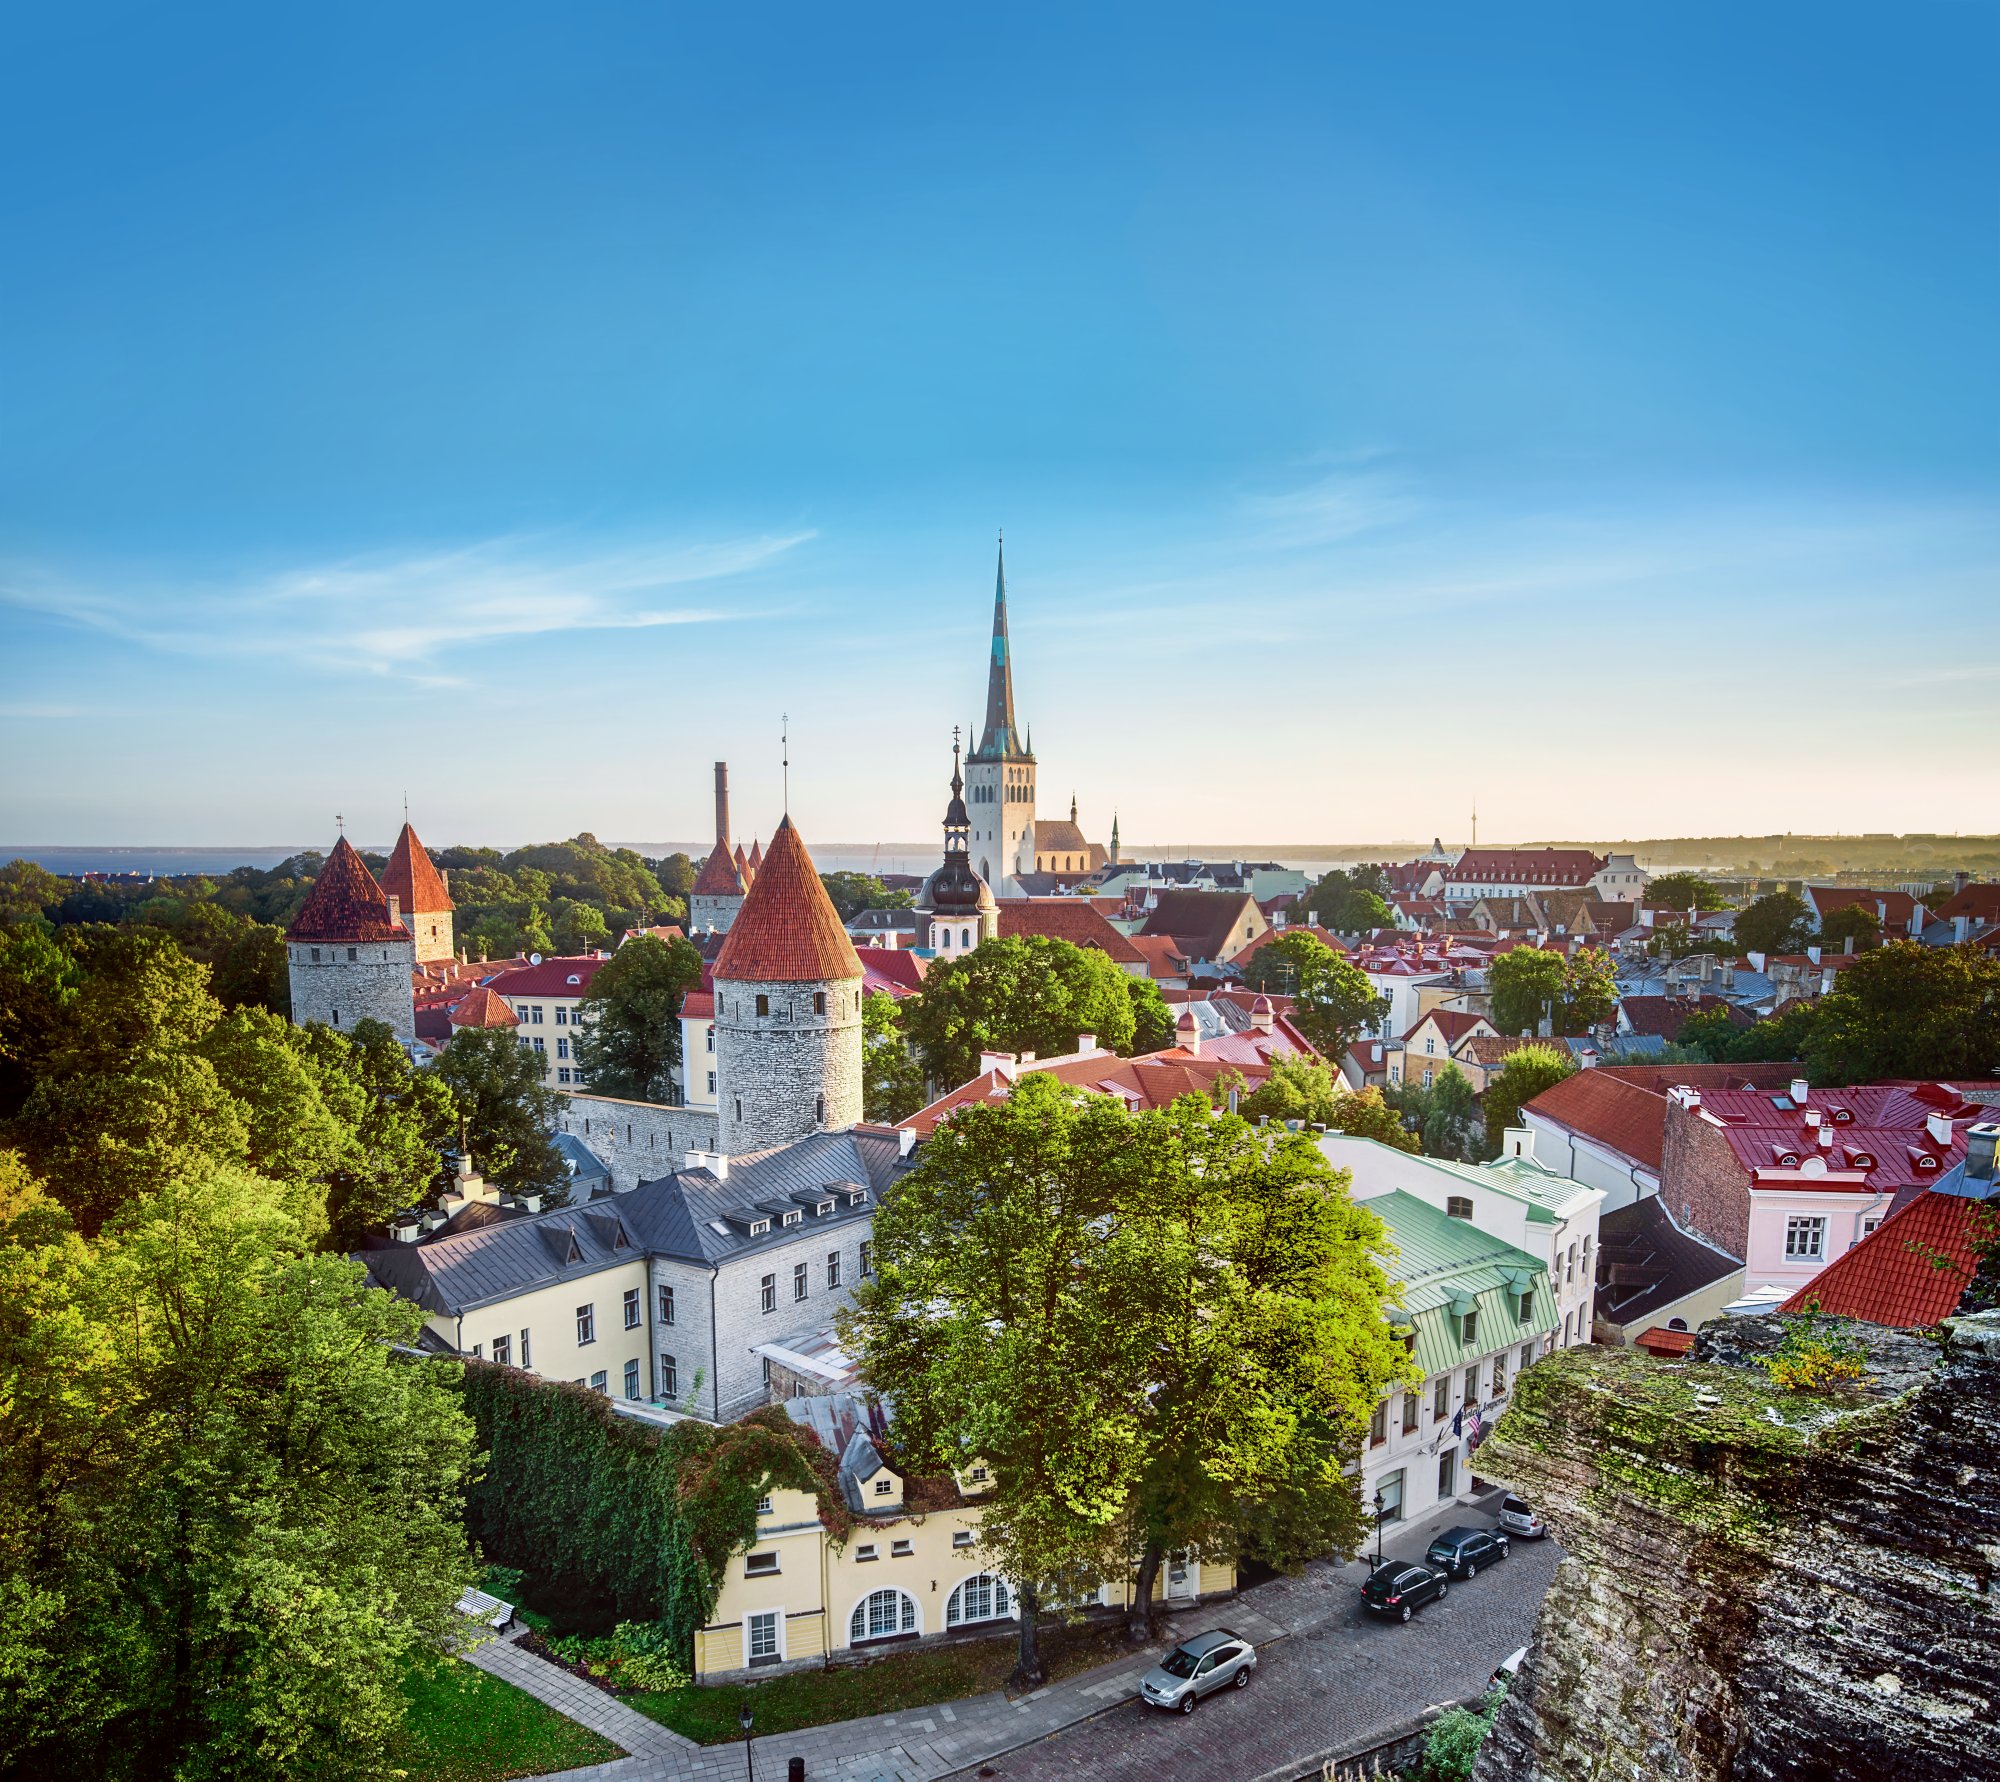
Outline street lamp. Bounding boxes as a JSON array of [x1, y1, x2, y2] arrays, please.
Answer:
[[1373, 1490, 1385, 1566], [739, 1697, 754, 1781]]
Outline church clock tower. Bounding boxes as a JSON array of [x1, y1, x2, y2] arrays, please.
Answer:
[[962, 537, 1035, 897]]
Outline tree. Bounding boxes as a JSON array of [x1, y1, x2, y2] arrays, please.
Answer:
[[1677, 1001, 1818, 1066], [1482, 1045, 1576, 1152], [819, 872, 914, 923], [0, 859, 63, 926], [1126, 974, 1177, 1056], [1242, 930, 1337, 995], [902, 935, 1140, 1089], [0, 1166, 477, 1779], [551, 897, 611, 956], [432, 1028, 567, 1197], [1816, 904, 1880, 954], [1645, 872, 1726, 914], [1488, 946, 1616, 1038], [1304, 869, 1393, 934], [861, 992, 928, 1124], [1735, 891, 1813, 957], [649, 852, 697, 900], [1804, 942, 2000, 1087], [1265, 936, 1389, 1060], [1387, 1063, 1482, 1160], [1237, 1057, 1420, 1154], [572, 933, 704, 1102]]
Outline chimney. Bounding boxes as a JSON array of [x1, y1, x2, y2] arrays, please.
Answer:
[[1966, 1122, 1998, 1185], [1925, 1112, 1954, 1149], [1955, 915, 1972, 944], [387, 893, 402, 927], [391, 1215, 422, 1244], [1806, 945, 1822, 965], [686, 1148, 730, 1180], [1721, 959, 1735, 989], [1803, 1109, 1822, 1128], [1697, 952, 1714, 984], [1791, 1077, 1809, 1105], [1955, 870, 1971, 893], [898, 1125, 917, 1158], [1818, 1125, 1834, 1150], [517, 1192, 542, 1214], [713, 761, 731, 846], [1076, 1031, 1097, 1053]]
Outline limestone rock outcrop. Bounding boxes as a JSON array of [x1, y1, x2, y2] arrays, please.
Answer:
[[1472, 1311, 2000, 1782]]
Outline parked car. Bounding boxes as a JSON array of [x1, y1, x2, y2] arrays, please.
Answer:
[[1137, 1629, 1257, 1713], [1491, 1646, 1528, 1691], [1497, 1494, 1548, 1539], [1425, 1526, 1510, 1579], [1360, 1561, 1448, 1623]]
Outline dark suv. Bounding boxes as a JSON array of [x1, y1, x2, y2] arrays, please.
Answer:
[[1425, 1526, 1510, 1579], [1360, 1561, 1448, 1623]]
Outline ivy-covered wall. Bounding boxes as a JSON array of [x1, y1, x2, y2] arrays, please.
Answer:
[[456, 1363, 847, 1657]]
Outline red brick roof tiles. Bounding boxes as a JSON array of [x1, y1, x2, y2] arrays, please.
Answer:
[[1525, 1069, 1669, 1171], [900, 1049, 1271, 1138], [381, 822, 453, 914], [1779, 1190, 1984, 1328], [485, 956, 608, 999], [1634, 1327, 1697, 1356], [999, 899, 1147, 966], [285, 837, 409, 944], [1444, 848, 1604, 887], [692, 838, 746, 898], [713, 817, 864, 983], [450, 986, 519, 1028]]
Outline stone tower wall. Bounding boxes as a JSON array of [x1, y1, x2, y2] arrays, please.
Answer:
[[712, 974, 864, 1155], [404, 908, 454, 965], [287, 937, 416, 1046], [689, 892, 743, 935]]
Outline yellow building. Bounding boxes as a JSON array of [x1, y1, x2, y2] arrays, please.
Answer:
[[694, 1401, 1237, 1681]]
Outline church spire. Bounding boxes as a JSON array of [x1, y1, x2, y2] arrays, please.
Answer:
[[975, 535, 1027, 760]]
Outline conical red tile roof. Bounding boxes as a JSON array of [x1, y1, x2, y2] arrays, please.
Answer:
[[713, 817, 863, 983], [692, 836, 746, 897], [286, 836, 409, 943], [382, 822, 454, 913], [449, 985, 518, 1028]]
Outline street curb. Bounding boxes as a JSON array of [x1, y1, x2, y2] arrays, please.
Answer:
[[1241, 1704, 1450, 1782]]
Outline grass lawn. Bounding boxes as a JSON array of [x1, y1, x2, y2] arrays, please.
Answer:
[[386, 1658, 624, 1782], [625, 1620, 1139, 1745]]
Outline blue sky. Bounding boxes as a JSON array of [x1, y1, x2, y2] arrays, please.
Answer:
[[3, 3, 1995, 850]]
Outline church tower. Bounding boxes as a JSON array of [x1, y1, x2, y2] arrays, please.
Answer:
[[285, 835, 417, 1046], [711, 816, 864, 1154], [381, 821, 454, 964], [915, 732, 999, 957], [962, 538, 1035, 896]]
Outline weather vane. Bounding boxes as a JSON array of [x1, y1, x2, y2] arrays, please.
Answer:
[[781, 713, 790, 814], [335, 811, 344, 835]]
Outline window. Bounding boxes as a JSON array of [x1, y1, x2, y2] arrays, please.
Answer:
[[1423, 1068, 1434, 1088], [1491, 1353, 1508, 1395], [856, 1543, 879, 1562], [1519, 1290, 1534, 1322], [1460, 1307, 1479, 1347], [557, 1068, 571, 1085], [745, 1552, 779, 1577], [1425, 1037, 1437, 1055], [968, 1464, 989, 1484], [661, 1353, 678, 1396], [531, 1005, 543, 1024], [827, 1251, 842, 1289], [331, 1008, 339, 1025], [532, 1036, 546, 1055], [749, 1219, 770, 1236], [756, 994, 770, 1018], [491, 1334, 511, 1366], [471, 1342, 482, 1359], [1402, 1392, 1419, 1434], [859, 1241, 873, 1277], [760, 1274, 777, 1313], [794, 1262, 809, 1301], [1463, 1365, 1480, 1404], [1376, 1469, 1405, 1523], [747, 1611, 779, 1663], [1369, 1401, 1387, 1445], [1446, 1195, 1474, 1220], [782, 1209, 802, 1228], [873, 1478, 892, 1498], [1785, 1216, 1827, 1260], [554, 1008, 566, 1025], [891, 1538, 913, 1557], [851, 1589, 918, 1643], [590, 1370, 607, 1394], [1433, 1376, 1449, 1419], [946, 1574, 1013, 1626], [953, 1529, 975, 1548], [520, 1328, 532, 1369], [816, 1094, 826, 1124], [310, 946, 321, 962], [755, 1495, 772, 1514], [658, 1284, 675, 1325], [556, 1037, 569, 1060], [623, 1289, 640, 1329], [347, 947, 357, 962], [576, 1304, 595, 1345], [624, 1359, 640, 1399], [761, 1355, 772, 1386], [1861, 1216, 1884, 1237], [707, 1072, 717, 1095], [814, 991, 826, 1016], [1566, 1242, 1578, 1282], [735, 1097, 743, 1121], [705, 1026, 715, 1053]]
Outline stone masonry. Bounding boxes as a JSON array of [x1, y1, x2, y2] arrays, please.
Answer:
[[287, 934, 416, 1047], [713, 975, 864, 1155], [557, 1094, 719, 1192], [1661, 1093, 1757, 1257]]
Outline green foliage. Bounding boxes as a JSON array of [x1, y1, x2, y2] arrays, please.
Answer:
[[1126, 973, 1177, 1055], [1482, 1044, 1576, 1153], [862, 991, 928, 1123], [1304, 866, 1393, 933], [434, 1027, 568, 1197], [386, 1656, 622, 1782], [902, 934, 1141, 1088], [129, 897, 290, 1012], [1645, 871, 1727, 914], [1735, 891, 1814, 957], [1677, 1001, 1818, 1066], [573, 933, 704, 1102], [0, 858, 65, 925], [1420, 1688, 1506, 1781], [649, 852, 697, 899], [819, 871, 914, 922], [1803, 941, 2000, 1087], [1489, 946, 1616, 1038], [1238, 1057, 1421, 1154], [1386, 1062, 1482, 1160], [0, 1164, 478, 1781], [455, 1367, 845, 1663], [1762, 1304, 1867, 1392], [1815, 904, 1880, 953], [1255, 935, 1390, 1059]]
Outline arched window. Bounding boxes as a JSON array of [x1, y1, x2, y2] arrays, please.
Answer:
[[946, 1573, 1014, 1627], [849, 1588, 918, 1644]]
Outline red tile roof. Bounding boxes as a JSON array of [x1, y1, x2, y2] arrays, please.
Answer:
[[1691, 1083, 1981, 1196], [900, 1049, 1271, 1138], [450, 986, 519, 1028], [381, 822, 453, 914], [1634, 1326, 1696, 1356], [285, 837, 409, 943], [692, 837, 746, 897], [857, 946, 929, 998], [1128, 934, 1189, 977], [1228, 924, 1347, 964], [1931, 882, 2000, 925], [1444, 847, 1604, 888], [713, 818, 864, 983], [999, 899, 1147, 966], [1409, 1007, 1493, 1046], [1779, 1190, 1984, 1327], [1806, 886, 1920, 925], [1525, 1069, 1669, 1172], [1619, 994, 1748, 1040], [486, 955, 608, 999]]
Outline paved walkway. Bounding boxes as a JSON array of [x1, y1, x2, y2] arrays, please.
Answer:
[[480, 1488, 1539, 1782]]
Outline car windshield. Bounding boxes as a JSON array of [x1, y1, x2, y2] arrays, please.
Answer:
[[1504, 1496, 1532, 1515], [1159, 1648, 1202, 1678]]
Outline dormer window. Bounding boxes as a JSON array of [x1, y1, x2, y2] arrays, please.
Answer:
[[816, 1200, 834, 1216], [1446, 1196, 1473, 1221], [874, 1478, 892, 1497], [749, 1219, 771, 1236], [848, 1191, 867, 1206], [782, 1210, 802, 1227]]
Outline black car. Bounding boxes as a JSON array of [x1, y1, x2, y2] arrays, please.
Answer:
[[1360, 1561, 1448, 1623], [1425, 1525, 1511, 1580]]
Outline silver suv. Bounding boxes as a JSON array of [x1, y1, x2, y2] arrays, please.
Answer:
[[1497, 1494, 1547, 1539], [1137, 1629, 1256, 1714]]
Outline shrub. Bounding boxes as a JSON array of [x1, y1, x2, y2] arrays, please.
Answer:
[[1762, 1304, 1867, 1392]]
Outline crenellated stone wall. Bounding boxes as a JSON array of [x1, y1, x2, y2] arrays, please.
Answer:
[[1471, 1313, 2000, 1782]]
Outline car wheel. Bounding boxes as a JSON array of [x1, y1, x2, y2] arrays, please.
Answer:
[[1398, 1605, 1412, 1624], [1437, 1582, 1448, 1600], [1180, 1693, 1198, 1715], [1233, 1666, 1251, 1689], [1464, 1562, 1476, 1581]]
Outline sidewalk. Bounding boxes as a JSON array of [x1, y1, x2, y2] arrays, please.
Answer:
[[488, 1488, 1511, 1782]]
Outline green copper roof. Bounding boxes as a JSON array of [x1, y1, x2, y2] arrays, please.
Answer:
[[1370, 1189, 1558, 1376]]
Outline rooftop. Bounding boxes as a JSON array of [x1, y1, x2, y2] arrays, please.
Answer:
[[381, 822, 453, 914], [1778, 1187, 1985, 1328], [284, 836, 408, 944], [714, 817, 864, 984], [1595, 1194, 1744, 1327]]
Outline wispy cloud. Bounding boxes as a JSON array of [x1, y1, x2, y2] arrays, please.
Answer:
[[1238, 459, 1419, 548], [0, 528, 814, 685]]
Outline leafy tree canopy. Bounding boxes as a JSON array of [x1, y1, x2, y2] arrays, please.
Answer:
[[819, 872, 915, 923], [1803, 941, 2000, 1087], [1304, 867, 1394, 934], [572, 933, 704, 1103], [1385, 1062, 1483, 1161], [1676, 1001, 1818, 1066], [1735, 891, 1814, 957], [0, 858, 64, 925], [1249, 934, 1389, 1060], [1481, 1044, 1576, 1152], [433, 1027, 568, 1197], [1488, 946, 1616, 1038], [1815, 904, 1881, 954], [1645, 871, 1727, 914], [861, 991, 928, 1124], [1236, 1057, 1420, 1154]]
